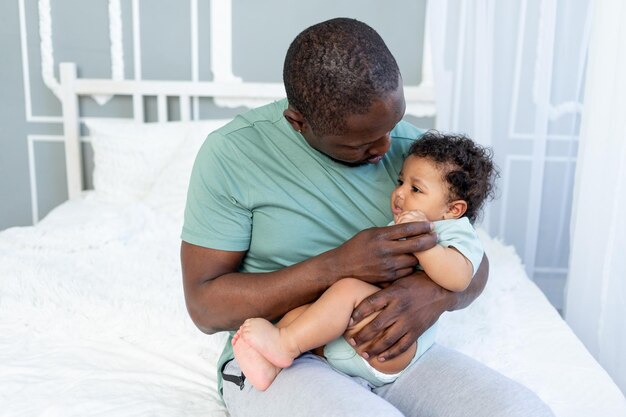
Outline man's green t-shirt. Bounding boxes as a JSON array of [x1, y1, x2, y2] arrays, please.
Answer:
[[181, 98, 423, 396]]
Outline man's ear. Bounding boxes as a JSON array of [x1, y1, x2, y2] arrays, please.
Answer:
[[283, 106, 306, 133], [445, 200, 468, 220]]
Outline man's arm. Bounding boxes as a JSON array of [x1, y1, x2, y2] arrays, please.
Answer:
[[181, 221, 438, 334], [349, 254, 489, 361], [181, 243, 339, 333]]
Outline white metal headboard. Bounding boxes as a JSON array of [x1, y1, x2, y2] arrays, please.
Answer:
[[59, 40, 435, 200], [59, 62, 286, 200]]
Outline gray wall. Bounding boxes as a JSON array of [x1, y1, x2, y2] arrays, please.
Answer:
[[0, 0, 431, 230], [1, 0, 31, 229]]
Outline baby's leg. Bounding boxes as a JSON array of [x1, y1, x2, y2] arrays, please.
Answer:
[[276, 304, 311, 328], [241, 278, 380, 369], [232, 329, 281, 391], [238, 318, 300, 368], [232, 304, 311, 391]]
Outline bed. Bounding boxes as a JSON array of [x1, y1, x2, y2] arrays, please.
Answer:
[[1, 64, 625, 417]]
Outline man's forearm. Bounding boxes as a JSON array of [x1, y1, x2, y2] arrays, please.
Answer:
[[184, 248, 341, 334]]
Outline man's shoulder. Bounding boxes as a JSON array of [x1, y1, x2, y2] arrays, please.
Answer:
[[387, 120, 427, 161], [198, 99, 289, 155], [212, 99, 286, 132]]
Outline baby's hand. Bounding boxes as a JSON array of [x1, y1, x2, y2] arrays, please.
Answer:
[[395, 210, 429, 224]]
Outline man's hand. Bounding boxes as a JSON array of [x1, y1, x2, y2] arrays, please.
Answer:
[[349, 255, 489, 362], [348, 272, 449, 362], [333, 221, 436, 285]]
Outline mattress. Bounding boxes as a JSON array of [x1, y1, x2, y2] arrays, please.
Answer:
[[1, 194, 624, 416]]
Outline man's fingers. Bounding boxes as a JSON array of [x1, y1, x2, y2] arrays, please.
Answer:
[[388, 254, 420, 275], [393, 266, 418, 279], [352, 316, 414, 360], [382, 221, 434, 241], [351, 291, 398, 343], [395, 232, 438, 254], [379, 222, 438, 254], [375, 332, 415, 361], [351, 291, 387, 325]]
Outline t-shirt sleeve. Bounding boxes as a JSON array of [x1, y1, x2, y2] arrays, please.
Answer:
[[181, 132, 252, 251], [434, 218, 484, 276]]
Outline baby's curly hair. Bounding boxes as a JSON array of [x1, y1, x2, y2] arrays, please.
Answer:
[[408, 130, 499, 223]]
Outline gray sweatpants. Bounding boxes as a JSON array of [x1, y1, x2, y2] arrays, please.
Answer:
[[222, 344, 555, 417]]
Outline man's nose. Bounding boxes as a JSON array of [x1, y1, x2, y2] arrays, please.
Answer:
[[368, 133, 391, 156]]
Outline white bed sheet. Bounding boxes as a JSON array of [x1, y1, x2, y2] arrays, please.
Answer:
[[1, 194, 624, 417]]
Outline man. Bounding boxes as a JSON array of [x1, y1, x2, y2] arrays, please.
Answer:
[[181, 17, 553, 417]]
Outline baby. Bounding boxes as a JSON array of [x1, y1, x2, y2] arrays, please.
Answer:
[[232, 130, 498, 391]]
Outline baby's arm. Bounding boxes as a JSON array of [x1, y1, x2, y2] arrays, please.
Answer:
[[396, 211, 473, 292]]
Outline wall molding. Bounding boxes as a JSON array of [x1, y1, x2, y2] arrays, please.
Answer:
[[27, 134, 63, 224], [19, 0, 61, 123], [19, 0, 436, 222]]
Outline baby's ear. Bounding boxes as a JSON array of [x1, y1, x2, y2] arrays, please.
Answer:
[[446, 200, 467, 219]]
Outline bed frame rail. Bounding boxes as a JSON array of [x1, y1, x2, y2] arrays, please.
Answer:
[[59, 61, 435, 200], [58, 62, 286, 199]]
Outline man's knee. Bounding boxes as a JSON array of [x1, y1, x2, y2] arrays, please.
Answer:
[[481, 384, 555, 417], [376, 345, 555, 417], [224, 354, 405, 417]]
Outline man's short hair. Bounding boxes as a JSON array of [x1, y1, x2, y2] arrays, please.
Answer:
[[283, 18, 401, 135]]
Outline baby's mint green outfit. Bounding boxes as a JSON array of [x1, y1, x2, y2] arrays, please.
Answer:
[[181, 99, 423, 396], [322, 325, 436, 387], [323, 217, 484, 387]]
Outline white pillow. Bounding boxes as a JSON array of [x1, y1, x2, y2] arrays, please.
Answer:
[[143, 120, 231, 221], [86, 119, 217, 203]]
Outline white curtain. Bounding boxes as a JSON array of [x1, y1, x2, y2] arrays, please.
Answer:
[[564, 0, 626, 396], [428, 0, 590, 311]]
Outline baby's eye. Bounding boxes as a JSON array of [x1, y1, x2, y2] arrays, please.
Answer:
[[396, 179, 404, 186], [411, 186, 421, 193]]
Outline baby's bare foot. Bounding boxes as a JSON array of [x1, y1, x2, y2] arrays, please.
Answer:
[[232, 331, 280, 391], [239, 318, 298, 368]]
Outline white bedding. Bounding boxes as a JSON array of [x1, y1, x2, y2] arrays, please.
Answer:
[[1, 194, 625, 417]]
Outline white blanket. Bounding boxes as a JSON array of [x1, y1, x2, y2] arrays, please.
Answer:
[[1, 195, 624, 416]]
